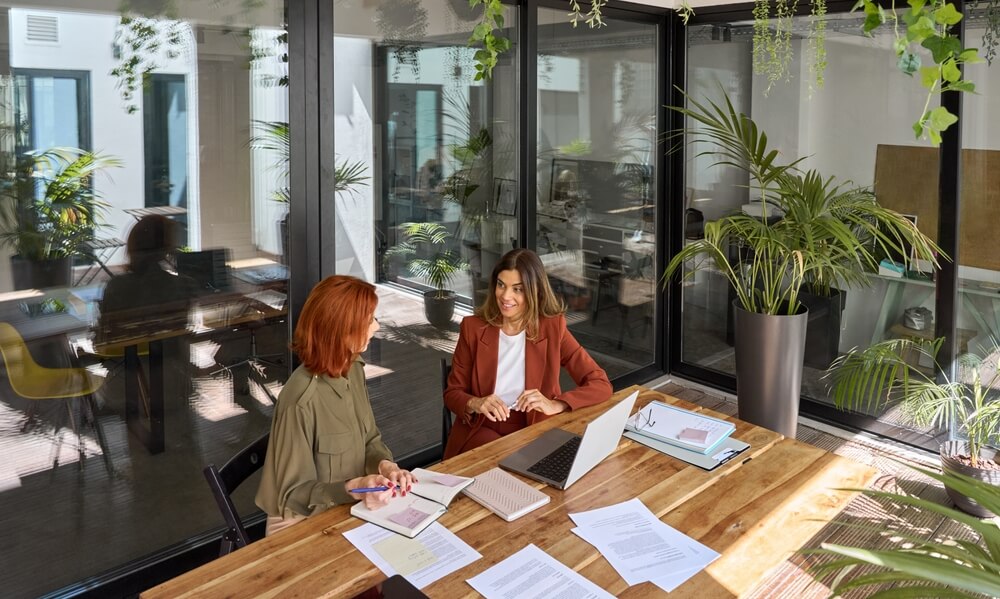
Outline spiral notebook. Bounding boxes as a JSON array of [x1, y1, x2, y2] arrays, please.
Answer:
[[462, 468, 550, 522]]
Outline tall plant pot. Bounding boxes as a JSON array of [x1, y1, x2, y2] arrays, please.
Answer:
[[940, 441, 1000, 518], [800, 288, 846, 370], [734, 301, 808, 438], [424, 290, 456, 329], [10, 255, 73, 290]]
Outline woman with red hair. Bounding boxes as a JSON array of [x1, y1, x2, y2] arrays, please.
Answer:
[[256, 275, 415, 536]]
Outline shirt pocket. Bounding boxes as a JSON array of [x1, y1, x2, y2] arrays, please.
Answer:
[[315, 431, 357, 484]]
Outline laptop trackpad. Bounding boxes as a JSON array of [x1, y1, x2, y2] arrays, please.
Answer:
[[499, 428, 577, 474]]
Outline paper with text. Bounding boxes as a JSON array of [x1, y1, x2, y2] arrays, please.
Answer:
[[569, 498, 719, 587], [343, 522, 481, 589], [466, 544, 613, 599]]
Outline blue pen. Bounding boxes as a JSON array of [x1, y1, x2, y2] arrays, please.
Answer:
[[349, 485, 393, 493]]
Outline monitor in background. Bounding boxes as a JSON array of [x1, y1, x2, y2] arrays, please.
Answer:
[[176, 248, 232, 294]]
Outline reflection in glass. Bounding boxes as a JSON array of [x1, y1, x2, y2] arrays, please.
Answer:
[[535, 8, 657, 379], [0, 3, 289, 596]]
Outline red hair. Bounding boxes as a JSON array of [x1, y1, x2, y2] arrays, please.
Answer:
[[292, 275, 377, 377]]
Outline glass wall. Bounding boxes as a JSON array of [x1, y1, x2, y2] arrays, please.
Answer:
[[536, 7, 658, 380], [682, 14, 948, 445], [0, 2, 288, 596], [333, 0, 519, 460]]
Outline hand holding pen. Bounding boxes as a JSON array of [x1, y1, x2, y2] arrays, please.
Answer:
[[346, 474, 394, 509]]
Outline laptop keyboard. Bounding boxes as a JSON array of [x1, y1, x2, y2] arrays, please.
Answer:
[[527, 436, 581, 482]]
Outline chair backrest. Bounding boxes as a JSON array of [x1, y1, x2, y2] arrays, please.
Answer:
[[203, 432, 269, 556], [440, 358, 453, 452], [0, 321, 100, 399]]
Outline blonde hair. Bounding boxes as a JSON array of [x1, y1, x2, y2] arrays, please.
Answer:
[[476, 248, 564, 340]]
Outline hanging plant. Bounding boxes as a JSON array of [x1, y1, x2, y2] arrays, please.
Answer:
[[976, 0, 1000, 65], [855, 0, 981, 145], [809, 0, 828, 92], [469, 0, 607, 80], [753, 0, 797, 92], [375, 0, 429, 79], [110, 12, 187, 114]]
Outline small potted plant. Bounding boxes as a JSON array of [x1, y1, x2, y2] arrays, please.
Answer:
[[385, 221, 469, 328], [827, 338, 1000, 516], [0, 147, 122, 289]]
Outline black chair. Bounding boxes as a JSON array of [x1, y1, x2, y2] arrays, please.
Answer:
[[441, 358, 453, 453], [203, 432, 269, 556]]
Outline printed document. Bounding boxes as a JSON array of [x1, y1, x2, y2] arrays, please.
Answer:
[[569, 498, 719, 588], [466, 543, 613, 599], [343, 522, 481, 589]]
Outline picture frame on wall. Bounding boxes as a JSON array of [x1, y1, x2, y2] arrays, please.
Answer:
[[494, 178, 517, 216]]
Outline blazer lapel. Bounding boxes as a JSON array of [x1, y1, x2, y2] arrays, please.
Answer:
[[476, 325, 499, 397]]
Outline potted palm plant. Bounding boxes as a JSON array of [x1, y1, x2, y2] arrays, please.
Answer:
[[385, 221, 469, 328], [812, 466, 1000, 596], [662, 90, 939, 437], [827, 338, 1000, 516], [0, 147, 122, 290]]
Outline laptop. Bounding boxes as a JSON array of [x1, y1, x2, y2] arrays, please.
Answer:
[[499, 390, 639, 489]]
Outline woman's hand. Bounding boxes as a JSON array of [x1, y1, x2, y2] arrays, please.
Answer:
[[515, 389, 568, 415], [468, 394, 511, 422], [346, 474, 394, 510], [378, 460, 417, 495]]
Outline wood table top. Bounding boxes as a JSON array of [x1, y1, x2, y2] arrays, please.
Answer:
[[143, 385, 876, 599]]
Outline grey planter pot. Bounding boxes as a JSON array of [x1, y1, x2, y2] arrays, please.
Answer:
[[733, 300, 808, 438], [424, 290, 456, 329], [940, 441, 1000, 518], [10, 255, 74, 290]]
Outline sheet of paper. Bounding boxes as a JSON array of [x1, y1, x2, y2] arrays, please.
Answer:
[[343, 522, 481, 589], [466, 543, 613, 599], [569, 498, 719, 587], [429, 473, 467, 487]]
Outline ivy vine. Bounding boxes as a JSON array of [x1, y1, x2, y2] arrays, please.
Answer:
[[856, 0, 981, 144], [110, 13, 186, 114], [754, 0, 797, 93], [975, 0, 1000, 65], [809, 0, 828, 92]]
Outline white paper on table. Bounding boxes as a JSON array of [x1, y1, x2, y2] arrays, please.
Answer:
[[651, 561, 718, 593], [342, 522, 481, 589], [466, 543, 614, 599], [569, 498, 719, 587]]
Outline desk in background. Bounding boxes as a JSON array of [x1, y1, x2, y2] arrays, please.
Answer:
[[142, 385, 875, 598]]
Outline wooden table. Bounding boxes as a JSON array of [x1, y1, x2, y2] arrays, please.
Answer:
[[143, 386, 875, 598]]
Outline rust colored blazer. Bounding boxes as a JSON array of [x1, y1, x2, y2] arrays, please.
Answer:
[[443, 314, 612, 459]]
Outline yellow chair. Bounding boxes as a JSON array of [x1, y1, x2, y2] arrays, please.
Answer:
[[0, 322, 112, 474]]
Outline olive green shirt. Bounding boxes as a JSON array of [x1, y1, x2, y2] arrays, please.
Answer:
[[255, 360, 393, 519]]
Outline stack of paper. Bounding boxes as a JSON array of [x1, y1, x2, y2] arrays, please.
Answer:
[[625, 400, 735, 454], [569, 498, 719, 592]]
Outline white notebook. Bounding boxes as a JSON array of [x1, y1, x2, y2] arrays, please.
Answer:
[[350, 468, 474, 538], [463, 467, 550, 522]]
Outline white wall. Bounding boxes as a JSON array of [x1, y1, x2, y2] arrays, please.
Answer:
[[3, 8, 198, 287]]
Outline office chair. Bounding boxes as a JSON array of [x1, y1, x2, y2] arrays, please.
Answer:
[[203, 432, 270, 556], [0, 322, 112, 474], [441, 358, 454, 454]]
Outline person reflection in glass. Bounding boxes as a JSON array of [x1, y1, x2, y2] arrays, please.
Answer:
[[95, 215, 199, 351]]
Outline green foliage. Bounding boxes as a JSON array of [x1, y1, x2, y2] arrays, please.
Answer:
[[809, 0, 829, 92], [468, 0, 511, 81], [978, 0, 1000, 66], [827, 338, 1000, 467], [662, 88, 941, 316], [0, 147, 122, 261], [676, 1, 696, 25], [249, 120, 367, 203], [808, 465, 1000, 597], [753, 0, 796, 93], [110, 11, 186, 115], [385, 222, 469, 298], [853, 0, 982, 145], [568, 0, 608, 28]]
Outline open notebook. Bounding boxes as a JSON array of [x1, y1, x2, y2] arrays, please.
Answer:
[[350, 468, 474, 538]]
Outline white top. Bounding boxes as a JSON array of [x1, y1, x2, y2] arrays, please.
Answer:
[[495, 330, 526, 407]]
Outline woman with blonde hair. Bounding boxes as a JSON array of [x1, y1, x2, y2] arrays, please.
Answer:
[[443, 248, 612, 458], [256, 275, 415, 535]]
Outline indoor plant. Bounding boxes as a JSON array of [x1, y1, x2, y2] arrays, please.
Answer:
[[661, 89, 939, 437], [827, 338, 1000, 516], [384, 221, 469, 328], [0, 147, 122, 289], [811, 465, 1000, 596]]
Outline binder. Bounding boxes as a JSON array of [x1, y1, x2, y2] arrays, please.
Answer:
[[625, 400, 735, 454]]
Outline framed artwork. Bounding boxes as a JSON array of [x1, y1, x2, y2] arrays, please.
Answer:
[[548, 158, 579, 205], [494, 178, 517, 216]]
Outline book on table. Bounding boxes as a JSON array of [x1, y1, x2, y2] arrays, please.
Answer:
[[462, 467, 550, 522], [624, 400, 735, 455], [349, 468, 474, 538]]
